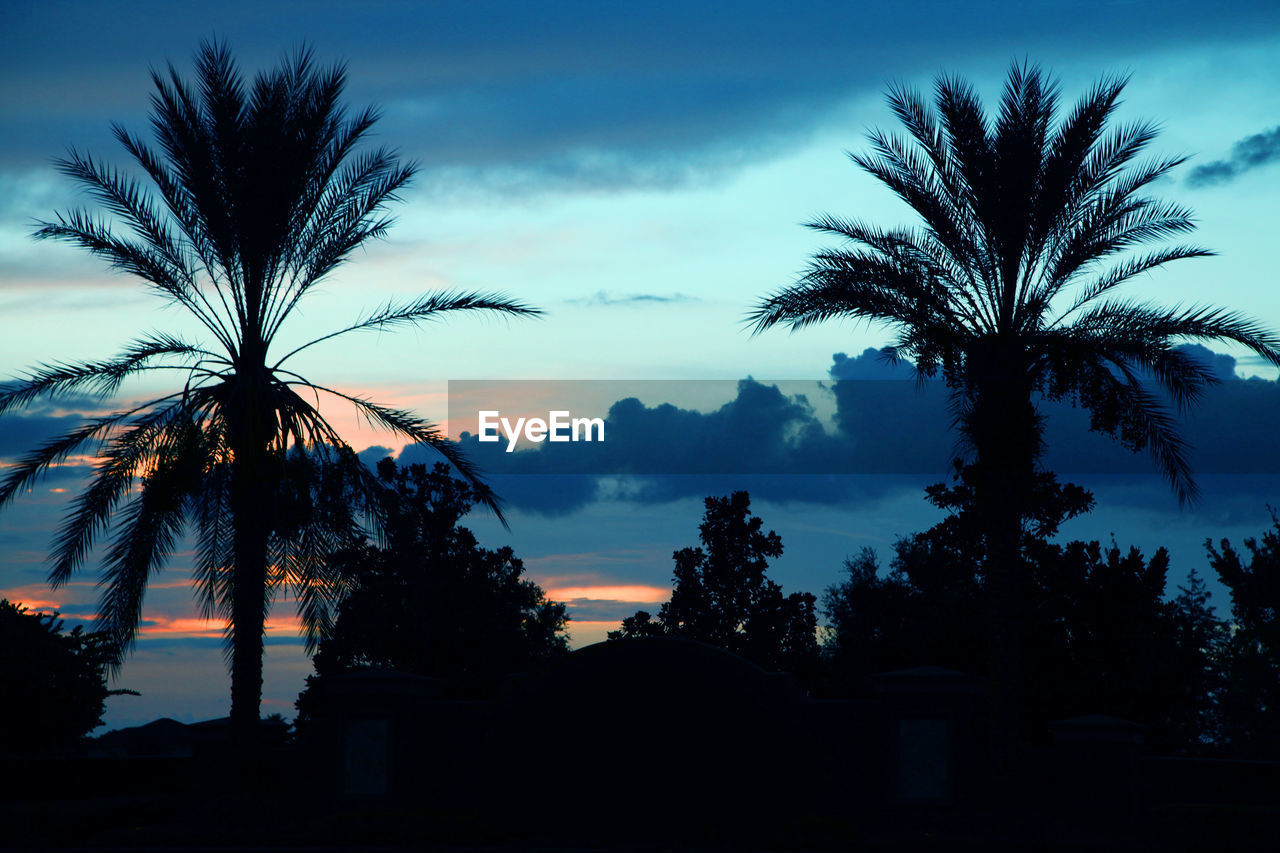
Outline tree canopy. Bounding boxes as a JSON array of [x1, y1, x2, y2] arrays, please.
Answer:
[[821, 467, 1225, 752], [305, 460, 569, 697], [611, 491, 817, 677], [0, 600, 123, 752], [1206, 514, 1280, 756]]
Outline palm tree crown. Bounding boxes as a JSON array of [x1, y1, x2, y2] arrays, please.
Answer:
[[750, 63, 1280, 501], [0, 42, 537, 731]]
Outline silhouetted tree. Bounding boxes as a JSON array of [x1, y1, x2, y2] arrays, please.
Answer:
[[0, 600, 124, 752], [301, 460, 568, 704], [611, 492, 818, 677], [0, 41, 537, 749], [1165, 569, 1226, 750], [821, 466, 1088, 695], [1206, 514, 1280, 756], [750, 62, 1280, 756], [1026, 540, 1211, 750], [822, 468, 1220, 751]]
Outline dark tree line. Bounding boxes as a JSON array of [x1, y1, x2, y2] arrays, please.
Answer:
[[600, 477, 1278, 757], [6, 466, 1277, 760], [820, 468, 1198, 749]]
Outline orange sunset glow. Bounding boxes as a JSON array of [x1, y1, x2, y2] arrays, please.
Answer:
[[545, 584, 669, 603]]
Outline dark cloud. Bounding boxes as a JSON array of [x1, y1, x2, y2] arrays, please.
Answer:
[[4, 1, 1279, 193], [597, 474, 933, 509], [0, 394, 185, 471], [828, 348, 915, 380], [1074, 473, 1280, 523], [451, 379, 835, 476], [830, 345, 1278, 479], [1186, 125, 1280, 187], [1038, 348, 1280, 477], [1175, 344, 1241, 381], [411, 345, 1280, 517], [356, 445, 395, 468], [556, 600, 660, 623], [0, 409, 90, 458]]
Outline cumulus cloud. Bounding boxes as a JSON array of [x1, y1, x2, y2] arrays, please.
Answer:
[[402, 345, 1280, 517], [828, 347, 915, 380], [356, 445, 396, 468]]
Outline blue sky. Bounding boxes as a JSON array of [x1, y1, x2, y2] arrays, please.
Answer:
[[2, 0, 1280, 729]]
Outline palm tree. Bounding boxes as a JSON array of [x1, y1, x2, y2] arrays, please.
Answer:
[[749, 62, 1280, 763], [0, 41, 537, 746]]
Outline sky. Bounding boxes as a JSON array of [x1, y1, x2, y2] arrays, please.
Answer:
[[2, 0, 1280, 730]]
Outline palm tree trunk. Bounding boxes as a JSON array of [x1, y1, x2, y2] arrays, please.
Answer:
[[983, 468, 1025, 796], [230, 463, 267, 751], [969, 359, 1041, 798], [228, 359, 273, 764]]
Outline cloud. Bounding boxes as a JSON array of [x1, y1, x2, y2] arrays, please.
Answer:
[[356, 445, 395, 468], [523, 549, 670, 583], [566, 291, 698, 307], [450, 378, 836, 477], [411, 345, 1280, 518], [830, 345, 1280, 478], [1186, 125, 1280, 187], [828, 347, 916, 380], [7, 1, 1280, 195], [559, 599, 665, 623], [543, 580, 673, 625], [562, 620, 618, 648], [543, 584, 669, 603], [1176, 343, 1242, 381], [132, 613, 303, 640], [0, 582, 66, 613], [0, 409, 90, 457]]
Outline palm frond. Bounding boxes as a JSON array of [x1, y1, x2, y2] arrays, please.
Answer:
[[272, 291, 541, 368], [290, 381, 506, 527], [191, 447, 233, 623], [1070, 301, 1280, 368], [48, 401, 198, 587], [0, 335, 216, 416], [1052, 246, 1215, 321], [0, 390, 189, 511], [1076, 362, 1199, 505], [33, 212, 219, 327], [748, 248, 959, 338], [94, 432, 197, 666], [272, 450, 363, 652]]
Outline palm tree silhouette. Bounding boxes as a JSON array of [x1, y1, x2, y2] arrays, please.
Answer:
[[0, 41, 537, 747], [749, 62, 1280, 767]]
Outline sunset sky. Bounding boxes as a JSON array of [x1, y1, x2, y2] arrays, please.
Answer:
[[2, 0, 1279, 730]]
